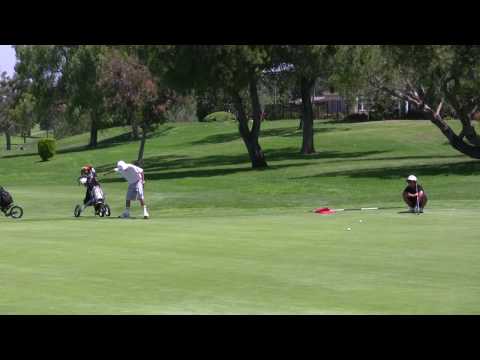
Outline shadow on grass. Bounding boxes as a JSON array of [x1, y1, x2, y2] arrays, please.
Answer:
[[189, 126, 350, 145], [291, 159, 480, 180], [96, 148, 390, 183], [100, 161, 317, 183], [1, 131, 138, 159], [266, 148, 386, 162], [57, 127, 173, 155], [1, 152, 37, 159], [97, 148, 387, 175], [321, 119, 430, 125], [334, 154, 466, 163], [1, 127, 169, 159], [57, 132, 136, 155]]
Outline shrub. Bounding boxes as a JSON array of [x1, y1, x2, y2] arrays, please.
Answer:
[[403, 110, 430, 120], [342, 113, 370, 122], [202, 111, 236, 122], [37, 138, 56, 161]]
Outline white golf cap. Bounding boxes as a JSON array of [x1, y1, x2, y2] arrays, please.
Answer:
[[115, 160, 127, 172], [407, 175, 417, 182]]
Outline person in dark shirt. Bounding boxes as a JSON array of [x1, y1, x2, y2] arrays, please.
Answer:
[[402, 175, 427, 213]]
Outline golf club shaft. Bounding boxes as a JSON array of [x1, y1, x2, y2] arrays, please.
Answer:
[[335, 207, 379, 212], [416, 183, 420, 214], [102, 169, 116, 175]]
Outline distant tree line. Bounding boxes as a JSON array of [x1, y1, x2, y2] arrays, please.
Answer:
[[2, 45, 480, 166]]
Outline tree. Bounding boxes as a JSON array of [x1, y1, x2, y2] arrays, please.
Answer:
[[14, 46, 67, 137], [222, 45, 271, 168], [154, 45, 271, 168], [261, 63, 298, 121], [274, 45, 338, 154], [0, 72, 16, 150], [370, 45, 480, 159], [331, 45, 386, 118], [9, 92, 36, 143], [14, 45, 112, 147], [98, 49, 172, 165]]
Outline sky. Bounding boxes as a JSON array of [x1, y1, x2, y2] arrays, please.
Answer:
[[0, 45, 16, 76]]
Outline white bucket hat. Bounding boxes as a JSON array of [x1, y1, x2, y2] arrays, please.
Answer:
[[115, 160, 127, 172], [407, 175, 417, 182]]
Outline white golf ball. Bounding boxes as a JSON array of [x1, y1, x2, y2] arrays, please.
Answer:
[[359, 220, 363, 223], [347, 227, 351, 231]]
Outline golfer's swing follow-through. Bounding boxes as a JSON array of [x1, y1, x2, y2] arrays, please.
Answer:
[[114, 160, 150, 219]]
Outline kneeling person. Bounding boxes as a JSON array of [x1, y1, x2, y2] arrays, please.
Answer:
[[403, 175, 427, 213], [114, 160, 149, 219]]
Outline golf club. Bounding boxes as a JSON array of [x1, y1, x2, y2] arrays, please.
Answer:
[[314, 206, 404, 214], [102, 168, 117, 175], [416, 182, 420, 215], [335, 207, 379, 212]]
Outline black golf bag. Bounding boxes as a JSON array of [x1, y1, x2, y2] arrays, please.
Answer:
[[0, 186, 23, 218], [0, 186, 13, 211], [85, 183, 105, 210], [75, 175, 111, 217]]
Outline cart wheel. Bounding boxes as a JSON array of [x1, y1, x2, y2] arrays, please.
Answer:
[[105, 204, 111, 217], [9, 205, 23, 219]]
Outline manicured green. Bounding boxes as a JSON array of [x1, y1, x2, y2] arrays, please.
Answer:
[[1, 119, 480, 314]]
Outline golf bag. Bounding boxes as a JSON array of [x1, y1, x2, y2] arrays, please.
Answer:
[[74, 175, 111, 217], [0, 186, 13, 210], [85, 184, 105, 208], [0, 186, 23, 218]]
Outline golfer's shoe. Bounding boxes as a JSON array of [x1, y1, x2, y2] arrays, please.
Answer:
[[143, 211, 149, 219]]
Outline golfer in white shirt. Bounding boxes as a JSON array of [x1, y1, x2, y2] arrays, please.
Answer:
[[114, 160, 149, 219]]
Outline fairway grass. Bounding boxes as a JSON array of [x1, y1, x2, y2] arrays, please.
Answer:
[[1, 119, 480, 314], [2, 208, 480, 314]]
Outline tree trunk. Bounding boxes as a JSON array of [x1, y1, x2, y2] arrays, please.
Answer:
[[89, 111, 98, 148], [300, 76, 315, 154], [233, 88, 268, 169], [137, 126, 147, 166], [130, 111, 140, 140], [132, 123, 140, 140], [458, 115, 480, 146], [5, 131, 11, 151], [428, 109, 480, 158], [248, 76, 268, 168]]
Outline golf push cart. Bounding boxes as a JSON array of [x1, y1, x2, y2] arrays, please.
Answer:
[[0, 187, 23, 219], [74, 174, 111, 218]]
